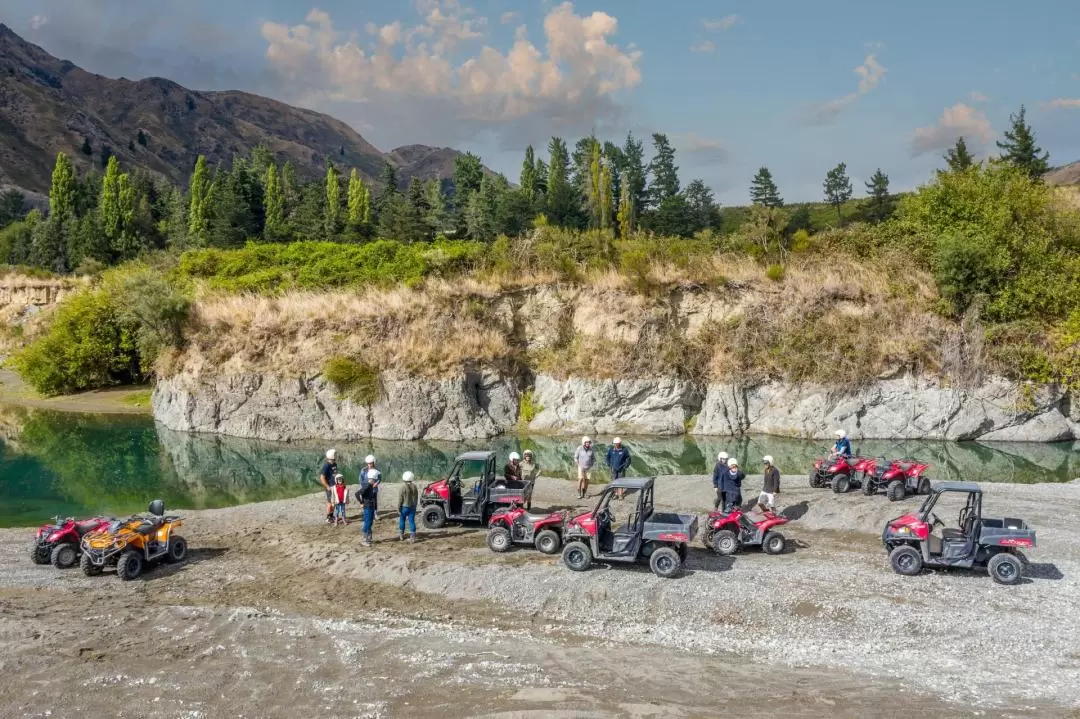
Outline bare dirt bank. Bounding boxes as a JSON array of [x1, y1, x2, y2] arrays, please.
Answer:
[[0, 369, 151, 415], [1, 475, 1077, 718]]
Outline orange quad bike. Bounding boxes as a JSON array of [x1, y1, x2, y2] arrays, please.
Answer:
[[80, 500, 187, 580]]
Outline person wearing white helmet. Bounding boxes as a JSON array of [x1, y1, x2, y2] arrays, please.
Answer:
[[397, 471, 419, 542], [758, 455, 781, 513], [573, 437, 596, 500], [832, 429, 852, 459], [320, 449, 339, 524], [721, 457, 745, 513], [360, 454, 383, 521], [711, 451, 730, 509], [503, 451, 524, 483], [606, 437, 631, 480]]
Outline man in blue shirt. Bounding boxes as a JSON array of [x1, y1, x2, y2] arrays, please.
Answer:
[[606, 437, 631, 499], [833, 429, 852, 458]]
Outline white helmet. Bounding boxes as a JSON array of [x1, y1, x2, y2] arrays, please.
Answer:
[[727, 458, 739, 468], [365, 454, 376, 464], [718, 451, 728, 461], [612, 437, 622, 445], [523, 449, 533, 456], [509, 451, 521, 461], [835, 429, 847, 438], [402, 471, 415, 482], [582, 436, 591, 444], [763, 455, 773, 464], [326, 449, 336, 460]]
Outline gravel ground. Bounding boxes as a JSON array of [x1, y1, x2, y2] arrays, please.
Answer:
[[1, 473, 1077, 718]]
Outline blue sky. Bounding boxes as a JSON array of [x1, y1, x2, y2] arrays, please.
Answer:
[[8, 0, 1080, 203]]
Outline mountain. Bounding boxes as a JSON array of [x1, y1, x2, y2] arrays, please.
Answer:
[[1046, 161, 1080, 187], [0, 24, 491, 195]]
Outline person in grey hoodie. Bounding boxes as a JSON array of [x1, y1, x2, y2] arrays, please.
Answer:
[[573, 436, 596, 500]]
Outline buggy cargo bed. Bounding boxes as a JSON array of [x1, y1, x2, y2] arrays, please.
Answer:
[[643, 512, 698, 541]]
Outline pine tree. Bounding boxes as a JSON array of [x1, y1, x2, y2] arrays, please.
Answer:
[[620, 132, 647, 225], [324, 163, 341, 238], [187, 155, 212, 246], [424, 179, 448, 236], [684, 179, 718, 232], [586, 139, 604, 228], [545, 137, 578, 227], [749, 167, 783, 208], [520, 146, 537, 206], [822, 162, 853, 223], [404, 177, 431, 242], [264, 164, 285, 239], [944, 136, 975, 172], [378, 162, 399, 197], [996, 105, 1050, 180], [534, 158, 549, 197], [864, 168, 892, 222], [100, 155, 122, 242], [281, 161, 297, 212], [113, 172, 139, 260], [647, 133, 680, 208], [49, 152, 77, 220]]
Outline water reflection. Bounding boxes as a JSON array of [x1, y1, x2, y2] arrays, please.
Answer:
[[0, 405, 1077, 528]]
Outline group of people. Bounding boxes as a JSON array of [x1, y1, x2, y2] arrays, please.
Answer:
[[319, 449, 418, 546], [710, 453, 781, 514]]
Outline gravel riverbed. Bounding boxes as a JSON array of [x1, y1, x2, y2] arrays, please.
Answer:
[[1, 474, 1077, 718]]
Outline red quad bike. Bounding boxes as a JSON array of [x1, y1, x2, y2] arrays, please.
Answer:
[[701, 507, 788, 556], [860, 458, 932, 501], [561, 476, 698, 578], [420, 451, 536, 530], [809, 451, 867, 493], [882, 481, 1036, 585], [29, 515, 113, 568], [487, 503, 565, 554]]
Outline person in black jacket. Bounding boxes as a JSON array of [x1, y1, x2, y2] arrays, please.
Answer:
[[711, 452, 730, 509], [721, 458, 745, 513], [359, 474, 378, 546]]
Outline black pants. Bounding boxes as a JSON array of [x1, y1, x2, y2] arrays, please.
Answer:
[[714, 489, 726, 509]]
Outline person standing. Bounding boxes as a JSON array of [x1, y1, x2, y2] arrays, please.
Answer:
[[759, 456, 781, 513], [711, 451, 729, 510], [398, 471, 419, 542], [359, 473, 378, 546], [332, 473, 349, 527], [519, 449, 540, 482], [361, 455, 383, 520], [606, 437, 631, 480], [320, 449, 338, 524], [722, 458, 745, 513], [573, 437, 596, 500]]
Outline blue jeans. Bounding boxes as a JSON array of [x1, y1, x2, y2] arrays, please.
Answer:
[[334, 503, 347, 520], [399, 506, 416, 534], [362, 505, 375, 536]]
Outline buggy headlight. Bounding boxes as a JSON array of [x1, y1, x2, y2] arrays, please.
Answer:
[[896, 527, 910, 534]]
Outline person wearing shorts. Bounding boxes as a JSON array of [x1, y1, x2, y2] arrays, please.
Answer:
[[320, 449, 338, 524], [759, 455, 780, 512], [573, 436, 596, 500]]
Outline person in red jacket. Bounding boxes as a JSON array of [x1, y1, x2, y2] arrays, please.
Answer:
[[332, 474, 349, 527]]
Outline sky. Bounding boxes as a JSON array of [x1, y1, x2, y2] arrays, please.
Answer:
[[5, 0, 1080, 204]]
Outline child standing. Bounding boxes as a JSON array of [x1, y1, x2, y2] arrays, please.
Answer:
[[332, 473, 349, 527]]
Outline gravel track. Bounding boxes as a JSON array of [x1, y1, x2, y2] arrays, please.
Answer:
[[1, 474, 1077, 718]]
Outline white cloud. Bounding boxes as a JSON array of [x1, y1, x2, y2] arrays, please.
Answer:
[[703, 15, 740, 31], [673, 132, 729, 164], [690, 40, 716, 54], [500, 11, 519, 25], [805, 53, 886, 124], [29, 15, 49, 29], [969, 91, 989, 102], [259, 1, 642, 148], [1041, 98, 1080, 110], [911, 103, 993, 156]]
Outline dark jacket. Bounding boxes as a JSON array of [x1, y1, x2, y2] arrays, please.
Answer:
[[721, 469, 745, 497], [606, 446, 631, 473], [503, 462, 522, 483], [398, 482, 419, 509], [834, 437, 852, 457], [711, 462, 726, 489], [763, 466, 781, 494], [320, 460, 337, 488], [359, 482, 378, 510]]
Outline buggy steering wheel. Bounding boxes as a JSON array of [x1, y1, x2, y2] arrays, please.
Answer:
[[597, 507, 613, 525], [929, 513, 943, 527]]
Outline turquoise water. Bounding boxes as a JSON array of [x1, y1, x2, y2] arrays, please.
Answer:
[[1, 405, 1077, 527]]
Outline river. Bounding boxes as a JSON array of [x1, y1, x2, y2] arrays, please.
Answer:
[[0, 404, 1077, 527]]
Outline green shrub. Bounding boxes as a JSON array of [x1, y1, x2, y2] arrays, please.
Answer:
[[518, 388, 542, 425], [323, 356, 381, 405], [12, 287, 140, 396], [765, 264, 786, 282], [105, 265, 191, 373]]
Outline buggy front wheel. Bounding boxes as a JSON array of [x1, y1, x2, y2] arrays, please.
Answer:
[[889, 545, 923, 576], [562, 541, 592, 572], [421, 505, 447, 530]]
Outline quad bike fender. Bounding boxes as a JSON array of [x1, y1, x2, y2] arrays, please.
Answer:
[[533, 514, 564, 530]]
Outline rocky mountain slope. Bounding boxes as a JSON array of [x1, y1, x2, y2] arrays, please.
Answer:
[[0, 24, 485, 194], [1046, 160, 1080, 186]]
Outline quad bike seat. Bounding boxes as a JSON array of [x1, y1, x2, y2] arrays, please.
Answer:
[[75, 520, 102, 535], [135, 518, 163, 535], [521, 512, 553, 523]]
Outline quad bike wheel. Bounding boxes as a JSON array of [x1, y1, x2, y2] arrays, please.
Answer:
[[51, 543, 78, 569], [700, 528, 716, 550], [116, 550, 144, 581], [808, 471, 820, 489], [862, 478, 876, 496], [988, 552, 1023, 585], [165, 536, 188, 563], [917, 478, 932, 495], [889, 545, 923, 576], [421, 504, 447, 530], [487, 526, 512, 553], [534, 529, 561, 555], [712, 529, 740, 556], [29, 541, 51, 565], [886, 480, 906, 502], [80, 552, 103, 576], [562, 541, 592, 572], [762, 531, 786, 555], [831, 474, 850, 494], [649, 546, 682, 578]]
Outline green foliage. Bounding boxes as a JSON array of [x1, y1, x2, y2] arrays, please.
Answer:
[[996, 106, 1050, 180], [104, 265, 191, 373], [765, 264, 786, 281], [823, 162, 853, 223], [518, 388, 542, 425], [864, 168, 893, 223], [944, 137, 975, 172], [323, 356, 381, 405], [750, 167, 783, 208]]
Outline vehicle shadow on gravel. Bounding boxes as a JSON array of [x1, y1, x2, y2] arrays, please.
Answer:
[[780, 501, 810, 521], [1024, 562, 1065, 581], [140, 547, 230, 581]]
